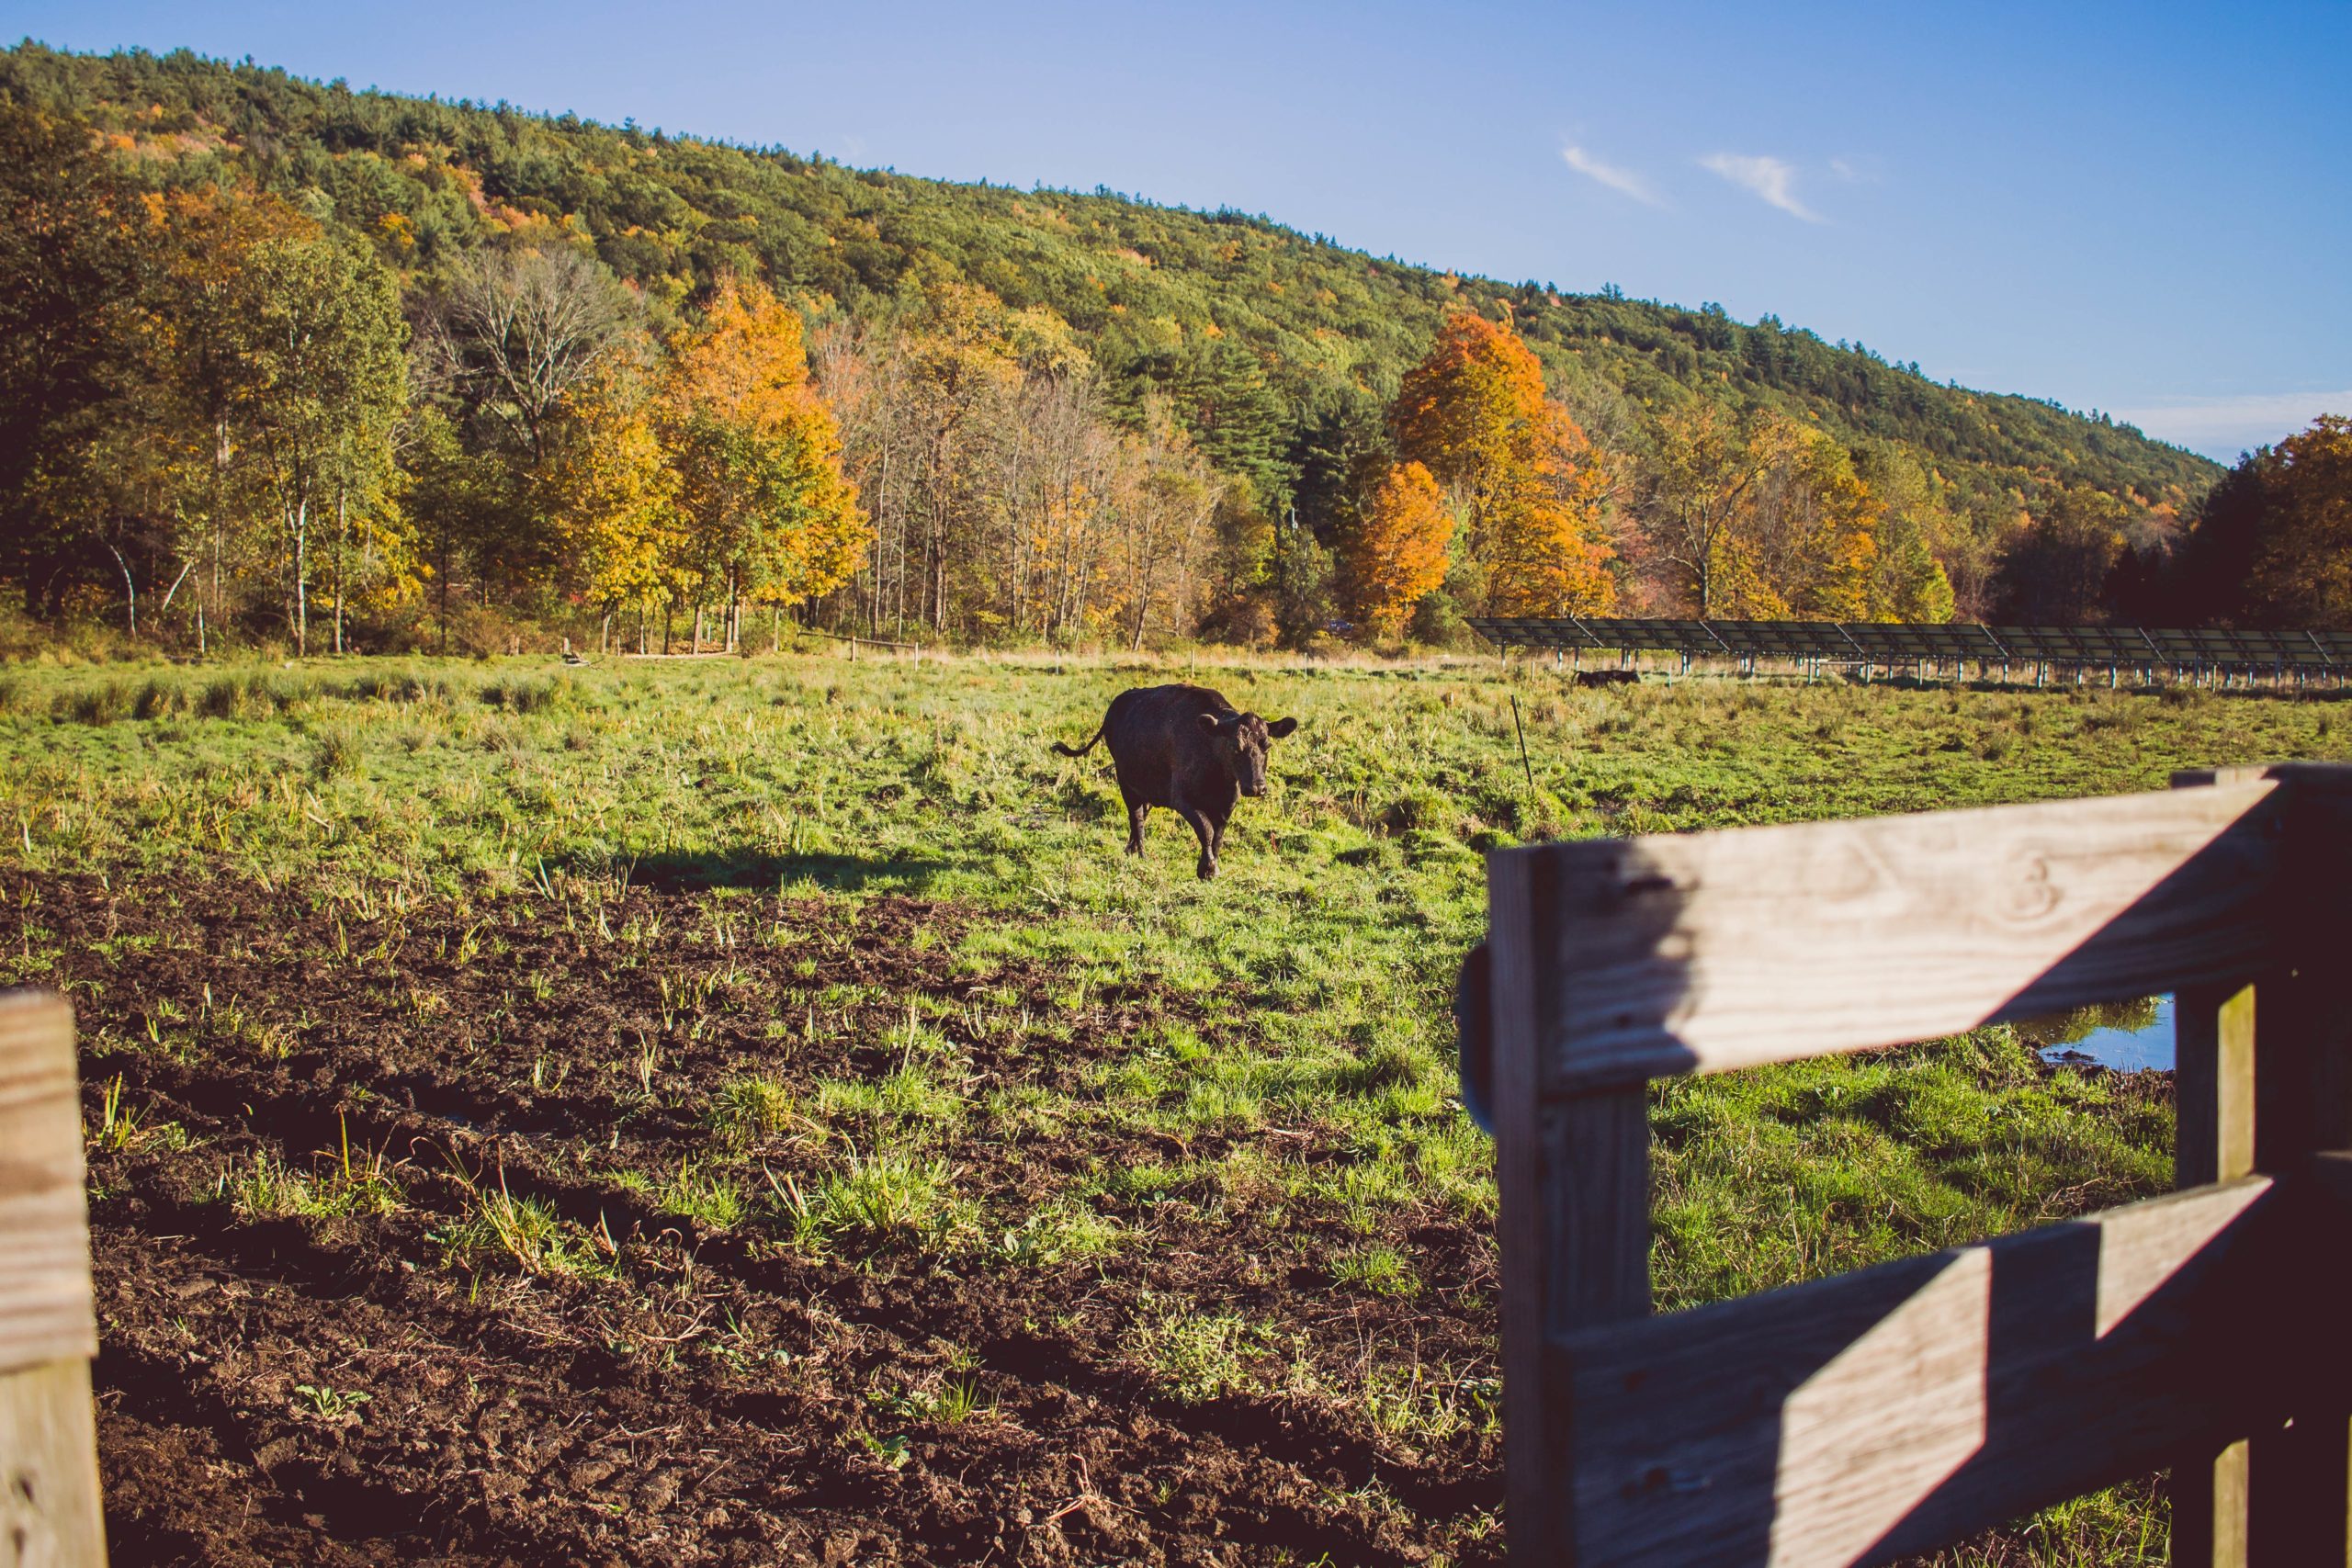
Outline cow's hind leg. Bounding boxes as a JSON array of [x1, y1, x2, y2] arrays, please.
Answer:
[[1125, 796, 1149, 856]]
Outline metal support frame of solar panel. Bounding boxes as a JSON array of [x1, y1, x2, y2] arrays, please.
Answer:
[[1987, 627, 2065, 662], [2027, 626, 2090, 663], [2146, 628, 2210, 668], [1577, 619, 1710, 656], [1705, 621, 1826, 660], [1466, 617, 1600, 652], [2183, 629, 2245, 666], [2228, 629, 2317, 668], [1928, 624, 2012, 661], [2067, 627, 2148, 664], [1839, 623, 1940, 662], [2267, 632, 2335, 668]]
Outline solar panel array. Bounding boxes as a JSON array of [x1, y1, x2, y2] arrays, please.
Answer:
[[1467, 618, 2352, 676]]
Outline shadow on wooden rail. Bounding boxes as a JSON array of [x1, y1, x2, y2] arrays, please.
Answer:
[[1466, 762, 2352, 1567]]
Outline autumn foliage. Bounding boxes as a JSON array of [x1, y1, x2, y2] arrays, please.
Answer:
[[1389, 311, 1616, 617], [1346, 462, 1453, 638], [1637, 404, 1955, 623], [660, 276, 870, 624], [4, 62, 2283, 652]]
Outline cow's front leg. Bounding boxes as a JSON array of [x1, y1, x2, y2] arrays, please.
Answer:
[[1177, 806, 1218, 879]]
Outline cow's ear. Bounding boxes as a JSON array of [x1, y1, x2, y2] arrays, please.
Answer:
[[1267, 716, 1298, 739], [1196, 712, 1222, 735]]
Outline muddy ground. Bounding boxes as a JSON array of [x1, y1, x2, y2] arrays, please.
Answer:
[[12, 869, 2139, 1566], [17, 873, 1506, 1567]]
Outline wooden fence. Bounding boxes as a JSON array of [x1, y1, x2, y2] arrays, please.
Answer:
[[1465, 762, 2352, 1566], [0, 992, 106, 1565]]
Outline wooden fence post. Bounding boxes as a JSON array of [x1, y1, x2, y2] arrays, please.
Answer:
[[0, 991, 106, 1567], [2174, 765, 2352, 1566], [2251, 770, 2352, 1564], [2172, 978, 2256, 1567], [1489, 848, 1650, 1567]]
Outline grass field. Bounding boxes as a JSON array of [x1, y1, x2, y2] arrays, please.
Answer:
[[4, 649, 2340, 1566]]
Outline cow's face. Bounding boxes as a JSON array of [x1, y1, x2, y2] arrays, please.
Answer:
[[1198, 711, 1299, 796]]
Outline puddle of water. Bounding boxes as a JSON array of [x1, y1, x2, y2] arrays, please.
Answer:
[[2018, 995, 2174, 1072]]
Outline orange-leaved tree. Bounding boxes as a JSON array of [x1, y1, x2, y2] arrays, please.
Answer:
[[1346, 460, 1453, 638], [1388, 310, 1614, 616], [660, 274, 869, 649]]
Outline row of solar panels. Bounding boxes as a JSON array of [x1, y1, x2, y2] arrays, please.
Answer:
[[1466, 617, 2352, 668]]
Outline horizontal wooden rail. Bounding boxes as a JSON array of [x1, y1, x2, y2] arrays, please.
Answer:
[[1541, 1171, 2351, 1567], [1502, 778, 2289, 1091]]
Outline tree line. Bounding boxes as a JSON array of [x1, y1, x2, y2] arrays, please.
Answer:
[[1, 105, 876, 656], [2, 65, 2342, 652]]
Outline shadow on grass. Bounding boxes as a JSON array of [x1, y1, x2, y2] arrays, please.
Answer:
[[630, 850, 948, 894]]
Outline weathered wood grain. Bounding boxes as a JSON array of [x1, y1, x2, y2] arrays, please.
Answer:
[[0, 993, 92, 1379], [1489, 849, 1658, 1567], [0, 1359, 107, 1568], [0, 990, 106, 1566], [1538, 1089, 1650, 1567], [1498, 779, 2287, 1090], [1486, 847, 1565, 1567], [1551, 1176, 2294, 1568]]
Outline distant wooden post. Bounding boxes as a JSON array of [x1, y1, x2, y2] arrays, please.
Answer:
[[0, 992, 106, 1567]]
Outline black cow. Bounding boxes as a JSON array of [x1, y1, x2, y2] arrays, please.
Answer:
[[1053, 684, 1298, 879], [1575, 668, 1640, 688]]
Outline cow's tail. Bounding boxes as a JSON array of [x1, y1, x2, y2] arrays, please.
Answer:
[[1051, 724, 1105, 759]]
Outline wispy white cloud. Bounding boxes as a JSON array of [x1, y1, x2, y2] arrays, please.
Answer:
[[1700, 152, 1823, 222], [1828, 154, 1882, 184], [2108, 389, 2352, 461], [1561, 144, 1663, 208]]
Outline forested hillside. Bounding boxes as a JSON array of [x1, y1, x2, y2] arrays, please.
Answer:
[[0, 41, 2230, 652]]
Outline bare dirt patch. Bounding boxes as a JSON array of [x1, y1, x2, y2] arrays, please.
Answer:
[[16, 874, 1504, 1567]]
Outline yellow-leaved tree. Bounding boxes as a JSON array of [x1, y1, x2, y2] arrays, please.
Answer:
[[1346, 461, 1453, 638], [1638, 407, 1953, 623], [660, 275, 869, 649], [539, 367, 679, 653], [1388, 310, 1615, 616], [1725, 426, 1882, 620]]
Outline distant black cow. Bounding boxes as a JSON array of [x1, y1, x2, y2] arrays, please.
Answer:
[[1053, 684, 1298, 880], [1575, 668, 1641, 688]]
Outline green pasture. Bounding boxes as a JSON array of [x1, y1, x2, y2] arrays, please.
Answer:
[[6, 649, 2344, 1564]]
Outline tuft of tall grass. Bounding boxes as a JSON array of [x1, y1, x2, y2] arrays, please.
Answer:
[[434, 1168, 617, 1279], [708, 1076, 797, 1145], [767, 1152, 972, 1258]]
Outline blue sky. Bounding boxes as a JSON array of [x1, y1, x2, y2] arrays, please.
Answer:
[[7, 0, 2346, 461]]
